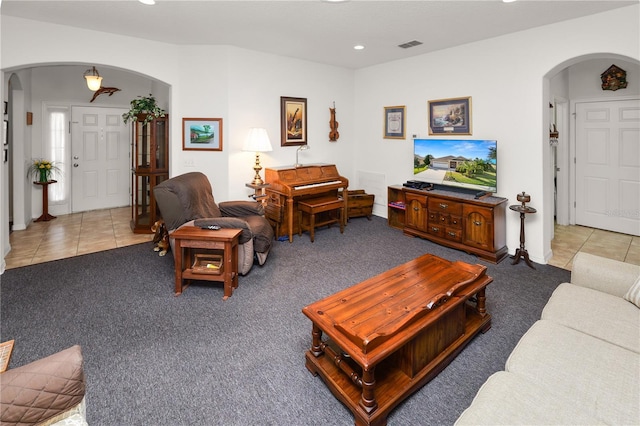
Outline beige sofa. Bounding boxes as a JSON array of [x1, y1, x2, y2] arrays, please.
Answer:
[[456, 252, 640, 425]]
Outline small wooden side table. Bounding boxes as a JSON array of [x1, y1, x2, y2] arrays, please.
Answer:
[[34, 180, 57, 222], [245, 182, 270, 204], [509, 204, 537, 269], [171, 227, 241, 300]]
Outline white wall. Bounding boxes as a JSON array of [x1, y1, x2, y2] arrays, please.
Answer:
[[355, 4, 639, 263], [1, 5, 639, 272]]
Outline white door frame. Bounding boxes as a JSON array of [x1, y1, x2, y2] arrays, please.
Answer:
[[554, 97, 570, 226]]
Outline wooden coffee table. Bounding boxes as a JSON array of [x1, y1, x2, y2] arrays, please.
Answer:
[[302, 254, 492, 426], [171, 226, 241, 300]]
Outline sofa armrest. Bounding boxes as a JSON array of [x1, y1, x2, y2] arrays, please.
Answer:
[[193, 217, 253, 244], [0, 345, 86, 425], [219, 201, 264, 217], [571, 252, 640, 298]]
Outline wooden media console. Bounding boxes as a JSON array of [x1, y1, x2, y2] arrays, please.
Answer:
[[303, 254, 492, 426]]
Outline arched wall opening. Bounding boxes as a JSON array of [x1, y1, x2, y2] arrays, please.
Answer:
[[3, 62, 171, 230], [542, 53, 640, 259]]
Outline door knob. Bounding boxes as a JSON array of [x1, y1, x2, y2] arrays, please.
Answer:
[[73, 163, 79, 167], [73, 155, 79, 160]]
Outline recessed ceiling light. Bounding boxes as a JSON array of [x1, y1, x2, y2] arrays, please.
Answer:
[[502, 0, 517, 3], [353, 45, 365, 51], [139, 0, 156, 5]]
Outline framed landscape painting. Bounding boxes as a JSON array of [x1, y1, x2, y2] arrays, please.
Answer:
[[428, 97, 472, 135], [383, 106, 406, 139], [281, 96, 307, 146], [182, 118, 223, 151]]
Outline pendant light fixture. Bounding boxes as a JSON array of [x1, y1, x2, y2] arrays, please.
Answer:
[[83, 66, 103, 91]]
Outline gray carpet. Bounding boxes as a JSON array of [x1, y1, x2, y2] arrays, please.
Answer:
[[1, 216, 570, 425]]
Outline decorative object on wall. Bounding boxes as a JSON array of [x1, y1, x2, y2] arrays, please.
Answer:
[[83, 66, 103, 91], [428, 96, 472, 135], [243, 127, 273, 185], [549, 124, 559, 146], [182, 118, 223, 151], [329, 102, 339, 142], [90, 86, 121, 103], [383, 105, 406, 139], [26, 112, 33, 126], [600, 64, 628, 91], [281, 96, 307, 146], [295, 144, 310, 168], [122, 94, 166, 125]]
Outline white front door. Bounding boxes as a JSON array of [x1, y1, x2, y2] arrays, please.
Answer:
[[71, 107, 130, 212], [575, 99, 640, 236]]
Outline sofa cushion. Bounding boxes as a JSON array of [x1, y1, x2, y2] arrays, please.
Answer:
[[542, 282, 640, 353], [0, 345, 85, 426], [505, 320, 639, 425], [455, 371, 602, 425], [624, 275, 640, 308]]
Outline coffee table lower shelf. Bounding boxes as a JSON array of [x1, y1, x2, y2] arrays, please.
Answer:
[[305, 305, 491, 426]]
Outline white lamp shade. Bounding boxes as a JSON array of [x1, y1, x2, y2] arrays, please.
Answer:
[[243, 128, 273, 152], [85, 75, 103, 91]]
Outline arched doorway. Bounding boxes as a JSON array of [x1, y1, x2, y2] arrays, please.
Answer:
[[544, 54, 640, 262]]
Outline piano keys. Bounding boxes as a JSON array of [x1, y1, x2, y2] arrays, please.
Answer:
[[265, 164, 349, 242]]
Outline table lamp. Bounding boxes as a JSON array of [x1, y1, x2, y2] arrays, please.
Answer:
[[243, 128, 273, 185]]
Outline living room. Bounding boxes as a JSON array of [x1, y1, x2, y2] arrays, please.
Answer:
[[1, 2, 639, 273], [0, 2, 639, 425]]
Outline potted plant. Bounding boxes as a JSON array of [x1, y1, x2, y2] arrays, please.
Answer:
[[27, 159, 61, 183], [122, 94, 167, 125]]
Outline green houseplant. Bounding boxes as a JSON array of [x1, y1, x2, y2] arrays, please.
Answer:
[[122, 94, 166, 125], [27, 159, 61, 183]]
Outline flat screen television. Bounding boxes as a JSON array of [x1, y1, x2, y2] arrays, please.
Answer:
[[413, 139, 497, 193]]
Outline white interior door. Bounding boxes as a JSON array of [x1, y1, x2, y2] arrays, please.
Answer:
[[575, 99, 640, 236], [71, 107, 130, 212]]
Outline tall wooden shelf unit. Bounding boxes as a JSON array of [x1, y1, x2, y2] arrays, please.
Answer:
[[131, 114, 169, 234], [388, 185, 508, 263]]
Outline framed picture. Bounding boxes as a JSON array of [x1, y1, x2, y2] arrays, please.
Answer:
[[383, 106, 406, 139], [280, 96, 307, 146], [428, 97, 472, 135], [182, 118, 223, 151]]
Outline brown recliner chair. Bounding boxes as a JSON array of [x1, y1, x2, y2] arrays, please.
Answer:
[[153, 172, 273, 275]]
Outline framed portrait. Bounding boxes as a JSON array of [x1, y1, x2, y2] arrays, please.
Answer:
[[383, 106, 406, 139], [428, 97, 472, 135], [280, 96, 307, 146], [182, 118, 223, 151]]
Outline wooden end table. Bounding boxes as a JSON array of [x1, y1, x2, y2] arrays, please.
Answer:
[[171, 227, 241, 300], [303, 254, 492, 426]]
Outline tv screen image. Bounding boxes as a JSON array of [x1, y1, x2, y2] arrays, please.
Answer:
[[414, 139, 497, 193]]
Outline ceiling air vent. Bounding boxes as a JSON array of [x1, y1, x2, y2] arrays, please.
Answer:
[[398, 40, 423, 49]]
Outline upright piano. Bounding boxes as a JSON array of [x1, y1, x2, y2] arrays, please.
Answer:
[[265, 164, 349, 242]]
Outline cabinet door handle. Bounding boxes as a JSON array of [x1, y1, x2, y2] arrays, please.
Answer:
[[448, 231, 457, 237], [413, 206, 420, 211], [431, 227, 440, 232], [439, 203, 448, 209], [441, 217, 446, 222], [474, 220, 482, 226]]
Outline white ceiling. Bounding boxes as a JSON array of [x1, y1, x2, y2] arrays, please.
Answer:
[[2, 0, 637, 69]]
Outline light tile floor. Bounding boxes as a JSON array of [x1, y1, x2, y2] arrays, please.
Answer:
[[5, 207, 153, 270], [5, 210, 639, 271], [548, 223, 640, 270]]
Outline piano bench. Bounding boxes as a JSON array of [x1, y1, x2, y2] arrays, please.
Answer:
[[298, 196, 344, 242]]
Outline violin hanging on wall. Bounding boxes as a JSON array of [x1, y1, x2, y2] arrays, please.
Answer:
[[329, 102, 339, 142]]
